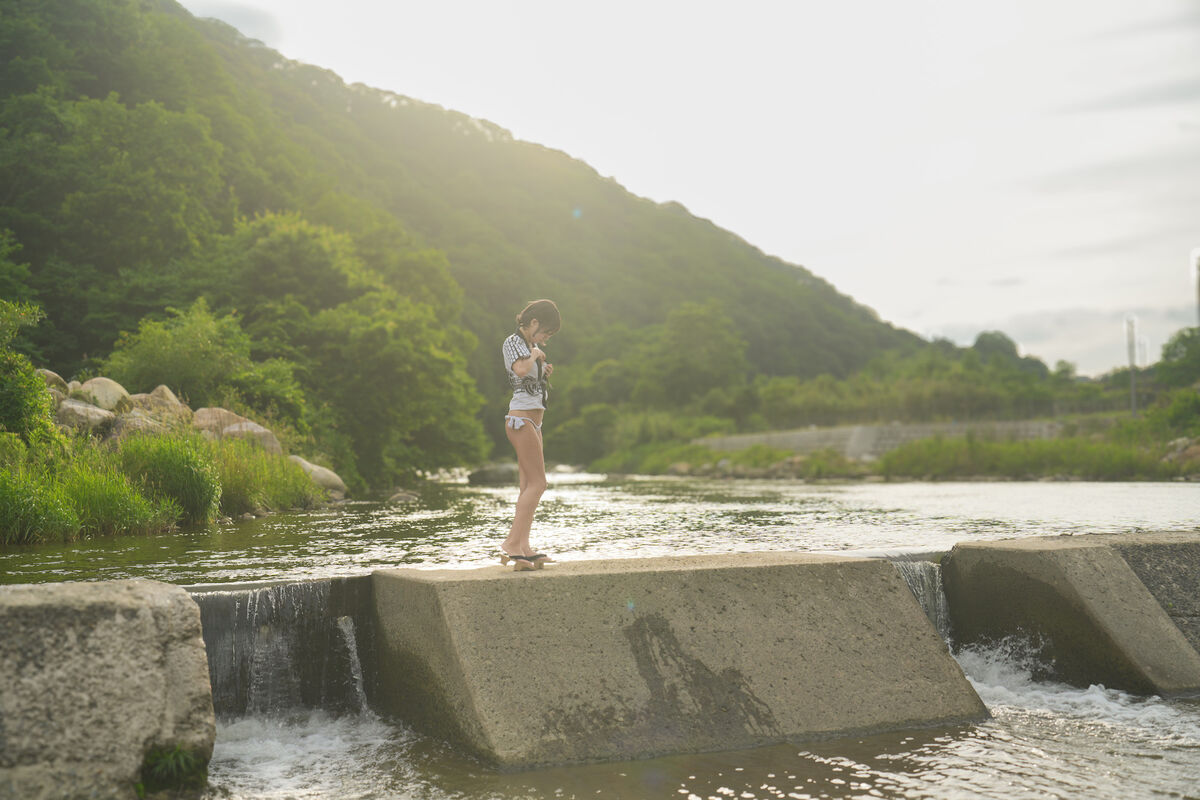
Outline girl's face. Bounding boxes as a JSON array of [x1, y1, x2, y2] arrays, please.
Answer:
[[526, 319, 557, 345]]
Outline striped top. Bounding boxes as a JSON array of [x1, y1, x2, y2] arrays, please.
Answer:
[[502, 333, 548, 410]]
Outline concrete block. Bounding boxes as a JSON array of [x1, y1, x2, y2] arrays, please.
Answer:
[[372, 553, 986, 768], [0, 580, 215, 799], [1107, 532, 1200, 654], [942, 533, 1200, 696]]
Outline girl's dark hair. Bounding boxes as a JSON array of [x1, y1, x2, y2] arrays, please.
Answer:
[[516, 299, 561, 334]]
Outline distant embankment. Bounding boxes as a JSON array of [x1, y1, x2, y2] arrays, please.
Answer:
[[696, 420, 1063, 460]]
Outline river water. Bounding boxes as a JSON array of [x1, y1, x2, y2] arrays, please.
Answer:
[[3, 476, 1199, 799]]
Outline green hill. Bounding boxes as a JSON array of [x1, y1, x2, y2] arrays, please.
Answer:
[[0, 0, 924, 484]]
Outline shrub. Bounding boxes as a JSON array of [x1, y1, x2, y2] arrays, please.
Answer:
[[0, 346, 56, 446], [102, 298, 307, 429], [727, 444, 792, 469], [119, 433, 221, 524]]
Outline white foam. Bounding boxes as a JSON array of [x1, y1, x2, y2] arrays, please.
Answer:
[[956, 637, 1200, 748], [209, 711, 409, 799]]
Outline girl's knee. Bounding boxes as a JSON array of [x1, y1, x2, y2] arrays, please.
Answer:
[[526, 477, 547, 498]]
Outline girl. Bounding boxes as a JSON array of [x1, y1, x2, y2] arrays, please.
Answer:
[[500, 299, 561, 571]]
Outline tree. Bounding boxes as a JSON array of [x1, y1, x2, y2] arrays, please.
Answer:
[[1157, 328, 1200, 388], [300, 290, 486, 486], [0, 299, 56, 446], [634, 302, 749, 408], [101, 298, 305, 425]]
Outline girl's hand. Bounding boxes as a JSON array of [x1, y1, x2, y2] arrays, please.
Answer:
[[544, 362, 554, 377], [530, 346, 546, 362]]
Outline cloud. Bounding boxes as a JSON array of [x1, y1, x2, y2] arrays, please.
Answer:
[[1051, 226, 1200, 260], [1089, 8, 1200, 40], [934, 276, 1024, 289], [181, 1, 283, 45], [1061, 77, 1200, 114], [1030, 141, 1200, 194]]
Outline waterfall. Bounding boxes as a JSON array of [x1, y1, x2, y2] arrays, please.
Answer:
[[191, 577, 376, 718], [892, 559, 952, 642], [336, 615, 368, 713]]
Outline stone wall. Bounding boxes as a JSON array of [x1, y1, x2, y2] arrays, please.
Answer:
[[0, 580, 215, 800], [697, 420, 1063, 460]]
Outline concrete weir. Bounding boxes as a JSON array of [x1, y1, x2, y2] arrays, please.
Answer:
[[942, 532, 1200, 696], [371, 552, 988, 768]]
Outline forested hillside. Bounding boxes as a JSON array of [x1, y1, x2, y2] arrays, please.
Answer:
[[1, 0, 934, 485]]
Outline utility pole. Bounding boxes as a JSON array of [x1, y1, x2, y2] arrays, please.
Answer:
[[1194, 247, 1200, 326], [1125, 315, 1137, 416]]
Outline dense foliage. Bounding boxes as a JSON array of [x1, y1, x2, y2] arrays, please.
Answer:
[[0, 0, 923, 483], [1, 0, 1194, 488]]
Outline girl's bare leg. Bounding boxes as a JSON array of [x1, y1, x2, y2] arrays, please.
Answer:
[[503, 422, 545, 556]]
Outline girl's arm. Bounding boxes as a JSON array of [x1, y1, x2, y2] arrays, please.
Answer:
[[511, 345, 545, 377]]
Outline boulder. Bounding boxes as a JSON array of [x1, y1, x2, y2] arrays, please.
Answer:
[[106, 409, 168, 442], [289, 455, 347, 500], [222, 420, 283, 455], [37, 368, 68, 394], [56, 398, 116, 433], [0, 579, 215, 799], [388, 490, 418, 503], [67, 379, 82, 395], [129, 384, 192, 425], [193, 407, 250, 437], [78, 377, 133, 414], [467, 462, 520, 485], [47, 386, 65, 411]]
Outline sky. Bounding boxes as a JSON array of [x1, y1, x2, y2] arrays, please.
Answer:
[[179, 0, 1200, 375]]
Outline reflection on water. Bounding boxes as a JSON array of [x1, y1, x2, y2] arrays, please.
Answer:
[[2, 477, 1197, 585]]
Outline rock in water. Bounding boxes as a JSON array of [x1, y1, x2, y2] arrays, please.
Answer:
[[289, 455, 347, 500], [0, 580, 215, 798], [468, 462, 520, 485]]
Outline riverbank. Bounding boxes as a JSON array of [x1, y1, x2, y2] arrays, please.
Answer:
[[1, 428, 326, 546], [592, 435, 1200, 482], [1, 369, 332, 546]]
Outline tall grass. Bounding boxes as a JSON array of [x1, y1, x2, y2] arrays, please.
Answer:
[[878, 436, 1182, 481], [60, 460, 175, 537], [208, 436, 324, 517], [1, 429, 326, 547], [119, 433, 221, 524], [0, 467, 80, 545]]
